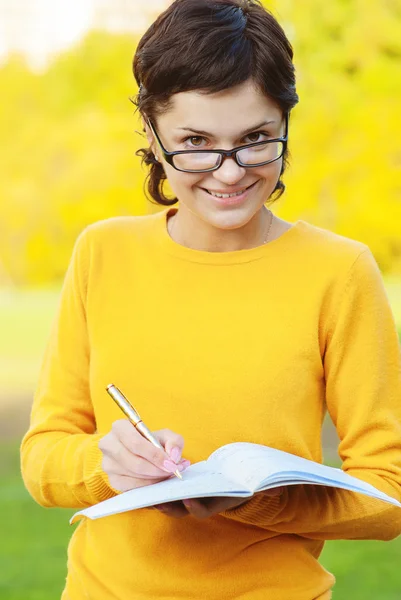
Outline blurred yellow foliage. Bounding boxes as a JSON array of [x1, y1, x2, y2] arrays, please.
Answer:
[[267, 0, 401, 271], [0, 0, 400, 285]]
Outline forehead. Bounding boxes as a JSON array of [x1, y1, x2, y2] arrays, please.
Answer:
[[157, 80, 282, 133]]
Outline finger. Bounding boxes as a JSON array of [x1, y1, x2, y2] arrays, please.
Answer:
[[183, 497, 244, 519], [155, 501, 189, 519], [118, 422, 188, 470], [102, 452, 185, 480], [182, 498, 212, 519], [113, 420, 169, 469], [153, 429, 185, 463], [102, 438, 172, 478], [107, 421, 189, 473]]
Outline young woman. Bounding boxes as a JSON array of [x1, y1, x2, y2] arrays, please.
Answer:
[[21, 1, 401, 599]]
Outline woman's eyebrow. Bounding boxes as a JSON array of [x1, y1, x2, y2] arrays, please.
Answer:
[[175, 120, 277, 137]]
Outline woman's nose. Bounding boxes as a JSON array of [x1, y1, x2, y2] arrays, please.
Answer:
[[212, 156, 246, 185]]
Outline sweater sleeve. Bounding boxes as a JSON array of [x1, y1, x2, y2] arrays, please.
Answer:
[[223, 249, 401, 541], [20, 228, 119, 509]]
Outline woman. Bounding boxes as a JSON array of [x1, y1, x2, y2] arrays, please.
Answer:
[[21, 1, 401, 599]]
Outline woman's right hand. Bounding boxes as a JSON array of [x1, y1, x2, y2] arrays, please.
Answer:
[[98, 420, 191, 492]]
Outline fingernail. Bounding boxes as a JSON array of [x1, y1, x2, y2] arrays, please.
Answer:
[[163, 460, 179, 473], [180, 460, 191, 470], [169, 446, 181, 463]]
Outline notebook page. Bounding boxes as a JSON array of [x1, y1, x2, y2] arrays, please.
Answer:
[[70, 461, 249, 523], [208, 442, 297, 490], [209, 443, 401, 508]]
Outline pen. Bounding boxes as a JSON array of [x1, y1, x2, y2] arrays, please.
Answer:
[[106, 384, 183, 480]]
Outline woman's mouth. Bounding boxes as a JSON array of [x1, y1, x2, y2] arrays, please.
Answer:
[[201, 181, 259, 206]]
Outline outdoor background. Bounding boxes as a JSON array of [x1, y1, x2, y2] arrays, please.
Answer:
[[0, 0, 400, 598]]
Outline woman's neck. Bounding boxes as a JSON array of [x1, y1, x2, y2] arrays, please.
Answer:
[[167, 205, 274, 253]]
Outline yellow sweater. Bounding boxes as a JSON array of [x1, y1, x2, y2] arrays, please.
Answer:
[[21, 207, 401, 600]]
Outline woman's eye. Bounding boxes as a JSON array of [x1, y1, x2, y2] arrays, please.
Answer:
[[246, 132, 268, 143], [185, 136, 205, 148]]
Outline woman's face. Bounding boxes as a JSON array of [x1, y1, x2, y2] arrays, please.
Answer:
[[146, 80, 285, 232]]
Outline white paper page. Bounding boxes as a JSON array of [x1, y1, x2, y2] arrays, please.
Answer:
[[208, 442, 308, 489], [70, 462, 250, 523], [208, 443, 401, 508], [258, 471, 401, 507]]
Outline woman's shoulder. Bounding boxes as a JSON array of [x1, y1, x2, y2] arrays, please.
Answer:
[[289, 217, 370, 267], [68, 213, 163, 272], [271, 215, 377, 288], [84, 213, 159, 238], [75, 212, 163, 251]]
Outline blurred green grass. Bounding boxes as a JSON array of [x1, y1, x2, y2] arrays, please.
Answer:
[[0, 442, 73, 599]]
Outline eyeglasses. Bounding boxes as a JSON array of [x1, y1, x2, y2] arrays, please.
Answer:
[[146, 114, 288, 173]]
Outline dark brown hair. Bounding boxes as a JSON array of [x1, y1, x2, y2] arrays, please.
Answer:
[[132, 0, 299, 206]]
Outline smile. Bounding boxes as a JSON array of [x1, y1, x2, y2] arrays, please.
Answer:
[[202, 182, 258, 198]]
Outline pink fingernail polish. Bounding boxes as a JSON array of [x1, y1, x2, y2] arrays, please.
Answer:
[[163, 460, 179, 473]]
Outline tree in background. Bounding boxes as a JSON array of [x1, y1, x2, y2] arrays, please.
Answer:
[[271, 0, 401, 272]]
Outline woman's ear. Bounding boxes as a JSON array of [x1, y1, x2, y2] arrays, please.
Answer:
[[142, 117, 152, 144], [142, 117, 159, 161]]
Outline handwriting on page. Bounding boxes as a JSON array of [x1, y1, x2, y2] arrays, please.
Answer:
[[208, 443, 285, 490]]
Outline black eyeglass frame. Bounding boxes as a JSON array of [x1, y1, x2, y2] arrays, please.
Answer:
[[146, 114, 289, 173]]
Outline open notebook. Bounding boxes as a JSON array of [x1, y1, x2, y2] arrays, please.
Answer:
[[70, 442, 401, 523]]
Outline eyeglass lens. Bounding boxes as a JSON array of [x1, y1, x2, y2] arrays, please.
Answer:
[[172, 141, 285, 171]]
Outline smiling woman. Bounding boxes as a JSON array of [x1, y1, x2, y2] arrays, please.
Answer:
[[20, 2, 401, 600], [132, 0, 299, 251], [138, 83, 291, 250]]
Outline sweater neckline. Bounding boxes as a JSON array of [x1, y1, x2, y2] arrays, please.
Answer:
[[154, 207, 305, 265]]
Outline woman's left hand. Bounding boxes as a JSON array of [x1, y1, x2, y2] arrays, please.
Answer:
[[154, 488, 283, 519]]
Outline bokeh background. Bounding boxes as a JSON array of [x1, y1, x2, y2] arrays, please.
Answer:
[[1, 1, 400, 598]]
